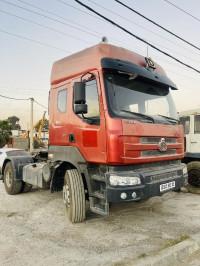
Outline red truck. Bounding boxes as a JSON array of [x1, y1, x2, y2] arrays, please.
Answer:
[[1, 42, 188, 223]]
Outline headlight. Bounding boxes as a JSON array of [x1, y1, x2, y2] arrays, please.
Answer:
[[183, 165, 188, 175], [109, 175, 141, 186]]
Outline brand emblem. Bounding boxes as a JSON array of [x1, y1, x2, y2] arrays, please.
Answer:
[[158, 138, 167, 152], [125, 121, 136, 124], [145, 57, 156, 70]]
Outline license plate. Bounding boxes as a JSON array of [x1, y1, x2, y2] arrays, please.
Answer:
[[160, 181, 175, 192]]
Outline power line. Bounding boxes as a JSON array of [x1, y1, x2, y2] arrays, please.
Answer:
[[14, 0, 141, 52], [74, 0, 200, 74], [0, 94, 29, 100], [0, 29, 71, 53], [0, 9, 93, 45], [16, 0, 136, 50], [56, 0, 105, 22], [115, 0, 200, 51], [0, 94, 48, 109], [163, 0, 200, 22], [85, 0, 200, 64], [1, 0, 200, 84], [1, 25, 199, 85], [0, 0, 100, 39], [11, 0, 200, 66], [87, 0, 200, 57], [2, 0, 174, 61], [17, 0, 104, 37], [2, 8, 200, 65], [0, 86, 49, 93], [33, 100, 48, 110]]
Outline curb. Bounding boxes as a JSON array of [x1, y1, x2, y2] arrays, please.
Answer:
[[135, 239, 200, 266]]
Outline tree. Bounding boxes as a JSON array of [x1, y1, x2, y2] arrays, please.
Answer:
[[0, 120, 12, 148], [8, 116, 21, 130]]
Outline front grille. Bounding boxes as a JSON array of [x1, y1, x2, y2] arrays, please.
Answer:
[[150, 171, 178, 182], [132, 160, 181, 171], [141, 149, 176, 157], [140, 137, 176, 144]]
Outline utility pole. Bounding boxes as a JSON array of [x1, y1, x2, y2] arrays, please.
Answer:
[[30, 97, 34, 153]]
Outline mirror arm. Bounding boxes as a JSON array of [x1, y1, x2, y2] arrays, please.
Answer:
[[81, 72, 95, 81]]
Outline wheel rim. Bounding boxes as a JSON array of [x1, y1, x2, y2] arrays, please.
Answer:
[[188, 169, 200, 188], [63, 184, 70, 208], [5, 170, 12, 188]]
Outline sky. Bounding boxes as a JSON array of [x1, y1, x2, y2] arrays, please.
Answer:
[[1, 0, 200, 129]]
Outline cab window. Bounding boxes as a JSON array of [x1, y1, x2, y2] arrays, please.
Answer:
[[194, 115, 200, 134], [180, 116, 190, 134], [84, 79, 100, 119], [57, 89, 67, 113]]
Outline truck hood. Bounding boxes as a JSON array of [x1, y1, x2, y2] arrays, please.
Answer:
[[106, 117, 185, 165]]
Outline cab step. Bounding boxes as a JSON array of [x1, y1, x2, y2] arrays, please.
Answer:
[[91, 174, 106, 182], [93, 189, 106, 200], [89, 197, 109, 216]]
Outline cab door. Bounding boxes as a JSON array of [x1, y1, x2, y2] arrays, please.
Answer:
[[49, 84, 69, 146], [180, 115, 191, 152], [190, 115, 200, 154], [68, 71, 107, 164]]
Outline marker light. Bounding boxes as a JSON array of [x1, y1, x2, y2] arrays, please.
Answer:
[[132, 192, 137, 199], [120, 193, 127, 199]]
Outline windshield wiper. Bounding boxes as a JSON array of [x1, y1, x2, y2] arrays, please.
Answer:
[[121, 110, 154, 123], [157, 114, 179, 124]]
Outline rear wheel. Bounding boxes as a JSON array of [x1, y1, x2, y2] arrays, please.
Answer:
[[4, 162, 23, 195], [63, 169, 86, 223], [187, 161, 200, 188]]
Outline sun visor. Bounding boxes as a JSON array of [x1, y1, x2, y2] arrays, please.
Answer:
[[101, 57, 178, 90]]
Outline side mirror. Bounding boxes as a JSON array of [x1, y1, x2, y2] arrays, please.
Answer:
[[73, 82, 88, 114], [74, 104, 88, 114], [74, 82, 86, 104]]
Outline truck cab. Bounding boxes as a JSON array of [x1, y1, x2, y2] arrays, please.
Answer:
[[48, 43, 187, 222]]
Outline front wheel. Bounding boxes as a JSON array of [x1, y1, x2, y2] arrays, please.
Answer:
[[4, 162, 23, 195], [63, 169, 86, 223]]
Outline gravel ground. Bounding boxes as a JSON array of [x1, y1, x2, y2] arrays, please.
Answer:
[[0, 180, 200, 266], [174, 250, 200, 266]]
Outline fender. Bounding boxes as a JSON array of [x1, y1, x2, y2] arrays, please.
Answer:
[[48, 146, 87, 173], [48, 146, 89, 193], [2, 156, 34, 180]]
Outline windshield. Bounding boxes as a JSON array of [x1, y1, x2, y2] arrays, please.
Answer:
[[103, 71, 178, 124]]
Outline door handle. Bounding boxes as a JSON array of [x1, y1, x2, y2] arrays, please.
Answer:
[[69, 134, 75, 143]]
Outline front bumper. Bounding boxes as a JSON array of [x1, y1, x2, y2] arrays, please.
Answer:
[[106, 164, 188, 203]]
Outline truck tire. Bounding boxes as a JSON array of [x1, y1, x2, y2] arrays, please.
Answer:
[[21, 182, 32, 193], [4, 162, 23, 195], [63, 169, 86, 223], [187, 161, 200, 188]]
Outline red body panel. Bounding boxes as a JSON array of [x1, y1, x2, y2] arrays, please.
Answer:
[[106, 118, 184, 165]]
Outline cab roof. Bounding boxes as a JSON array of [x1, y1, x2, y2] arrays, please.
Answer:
[[51, 43, 167, 86]]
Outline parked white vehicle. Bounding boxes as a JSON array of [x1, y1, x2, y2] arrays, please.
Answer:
[[179, 109, 200, 187]]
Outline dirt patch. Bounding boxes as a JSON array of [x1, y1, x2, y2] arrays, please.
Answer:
[[0, 181, 200, 265]]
